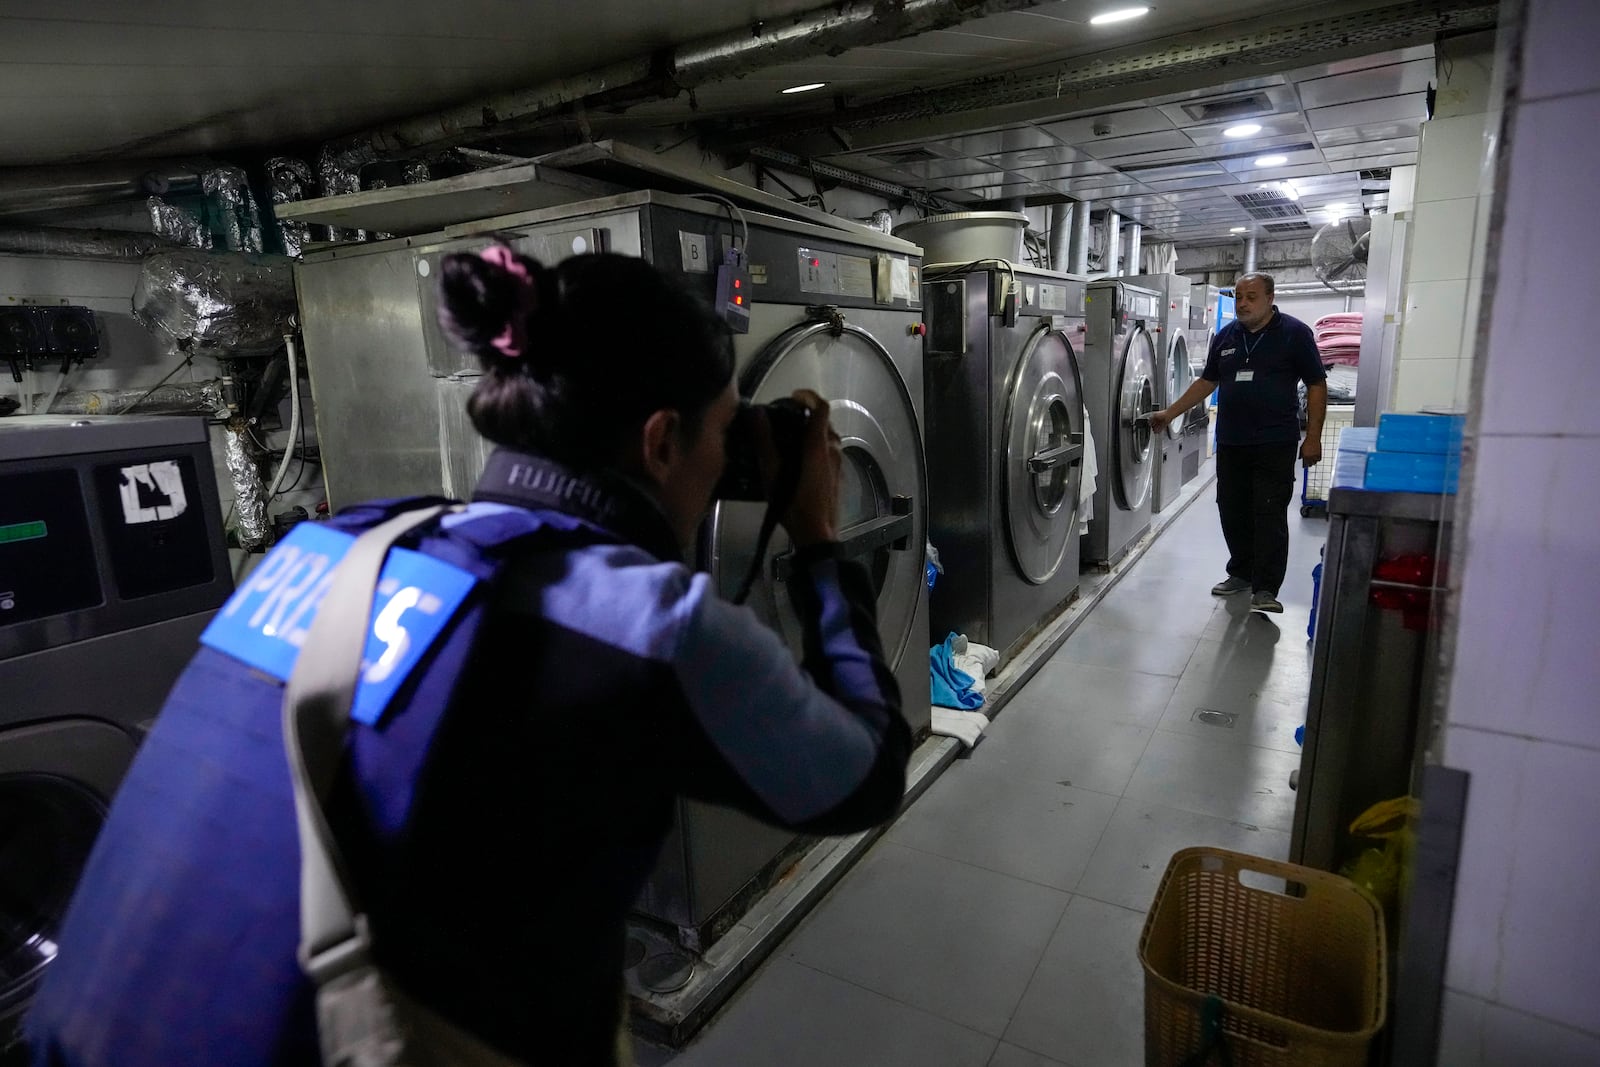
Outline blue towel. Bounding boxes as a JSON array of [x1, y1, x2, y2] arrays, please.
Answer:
[[930, 633, 984, 709]]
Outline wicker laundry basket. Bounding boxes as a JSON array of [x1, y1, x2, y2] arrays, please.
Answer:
[[1138, 847, 1386, 1067]]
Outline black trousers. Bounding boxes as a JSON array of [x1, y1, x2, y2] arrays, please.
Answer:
[[1216, 441, 1299, 596]]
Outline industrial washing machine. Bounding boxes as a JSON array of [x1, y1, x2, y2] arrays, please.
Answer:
[[921, 263, 1086, 664], [1080, 280, 1160, 569], [1123, 273, 1192, 515], [1184, 284, 1234, 485], [295, 190, 930, 948], [0, 415, 232, 1050]]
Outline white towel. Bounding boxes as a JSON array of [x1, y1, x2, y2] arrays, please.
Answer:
[[951, 642, 1000, 696], [931, 707, 989, 750]]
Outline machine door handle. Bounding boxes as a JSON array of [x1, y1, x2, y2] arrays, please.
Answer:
[[772, 497, 913, 581], [1028, 434, 1085, 473]]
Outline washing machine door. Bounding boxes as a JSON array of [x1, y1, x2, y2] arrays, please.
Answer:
[[712, 317, 927, 672], [1003, 324, 1085, 584], [0, 721, 135, 1040], [1112, 325, 1157, 510], [1164, 333, 1189, 441]]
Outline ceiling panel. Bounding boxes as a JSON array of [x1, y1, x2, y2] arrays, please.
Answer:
[[918, 126, 1067, 159], [1007, 160, 1119, 182], [1186, 115, 1311, 148], [1320, 136, 1420, 160], [1037, 107, 1176, 145], [1294, 58, 1436, 109], [1152, 83, 1300, 129], [1216, 147, 1325, 173], [1078, 130, 1196, 161], [1314, 120, 1425, 146], [978, 145, 1098, 169], [1306, 92, 1430, 131], [1143, 173, 1247, 192]]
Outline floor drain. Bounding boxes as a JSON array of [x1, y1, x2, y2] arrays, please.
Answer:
[[1194, 708, 1236, 728], [638, 951, 695, 994]]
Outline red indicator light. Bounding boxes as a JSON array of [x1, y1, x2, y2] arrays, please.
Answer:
[[810, 258, 820, 267], [734, 296, 743, 306], [733, 279, 741, 288]]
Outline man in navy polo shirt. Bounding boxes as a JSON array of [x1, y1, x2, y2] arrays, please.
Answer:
[[1149, 272, 1326, 613]]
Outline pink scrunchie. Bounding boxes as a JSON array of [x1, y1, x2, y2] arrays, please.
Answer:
[[479, 244, 536, 360]]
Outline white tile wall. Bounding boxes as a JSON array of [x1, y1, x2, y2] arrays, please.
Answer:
[[1399, 279, 1469, 360], [1393, 355, 1464, 411], [1413, 114, 1493, 202], [1447, 435, 1600, 748], [1480, 90, 1600, 436], [1407, 199, 1479, 283], [1440, 991, 1600, 1066], [1440, 726, 1600, 1035], [1521, 0, 1600, 101]]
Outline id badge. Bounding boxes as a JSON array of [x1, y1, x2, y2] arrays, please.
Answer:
[[1236, 369, 1255, 382]]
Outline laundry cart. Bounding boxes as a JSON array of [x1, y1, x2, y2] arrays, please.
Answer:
[[1301, 404, 1356, 516]]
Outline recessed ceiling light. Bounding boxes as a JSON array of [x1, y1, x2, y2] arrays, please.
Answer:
[[780, 82, 827, 95], [1089, 6, 1151, 24], [1224, 124, 1263, 139], [1230, 226, 1248, 233], [1253, 154, 1288, 167]]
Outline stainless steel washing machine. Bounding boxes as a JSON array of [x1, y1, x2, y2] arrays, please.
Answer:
[[0, 415, 232, 1051], [295, 190, 930, 947], [921, 263, 1086, 664], [1123, 274, 1193, 514], [1080, 281, 1160, 569]]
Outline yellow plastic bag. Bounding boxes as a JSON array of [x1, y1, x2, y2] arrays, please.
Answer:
[[1341, 796, 1419, 917]]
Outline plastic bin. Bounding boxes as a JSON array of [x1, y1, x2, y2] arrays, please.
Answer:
[[1375, 412, 1465, 455], [1139, 847, 1387, 1067], [1363, 450, 1461, 494]]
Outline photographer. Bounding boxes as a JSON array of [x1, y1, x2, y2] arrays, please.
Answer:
[[26, 247, 910, 1067]]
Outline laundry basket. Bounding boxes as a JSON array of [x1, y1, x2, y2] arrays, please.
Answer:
[[1138, 847, 1386, 1067], [1300, 404, 1356, 516]]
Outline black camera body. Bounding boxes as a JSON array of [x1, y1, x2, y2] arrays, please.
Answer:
[[715, 397, 811, 501]]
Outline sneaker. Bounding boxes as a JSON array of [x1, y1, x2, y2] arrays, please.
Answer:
[[1211, 576, 1250, 596], [1251, 591, 1284, 613]]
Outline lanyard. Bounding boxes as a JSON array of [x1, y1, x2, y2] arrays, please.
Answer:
[[1241, 329, 1266, 366]]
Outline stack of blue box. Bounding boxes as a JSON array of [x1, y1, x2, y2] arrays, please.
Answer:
[[1331, 426, 1379, 489], [1362, 413, 1466, 494]]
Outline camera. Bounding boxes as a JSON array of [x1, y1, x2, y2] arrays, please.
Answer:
[[715, 397, 811, 501]]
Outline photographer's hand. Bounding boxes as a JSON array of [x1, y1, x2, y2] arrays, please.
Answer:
[[781, 389, 842, 547]]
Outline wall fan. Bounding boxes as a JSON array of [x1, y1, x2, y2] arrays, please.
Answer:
[[1311, 215, 1372, 292]]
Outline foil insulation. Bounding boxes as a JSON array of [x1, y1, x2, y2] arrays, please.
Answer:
[[201, 164, 263, 253], [0, 226, 171, 259], [132, 250, 298, 357], [317, 141, 377, 242], [266, 156, 316, 257], [46, 380, 227, 416], [224, 419, 272, 550], [148, 196, 209, 248]]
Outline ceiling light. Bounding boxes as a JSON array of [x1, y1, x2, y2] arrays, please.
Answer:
[[780, 82, 827, 95], [1223, 124, 1263, 139], [1230, 226, 1248, 233], [1253, 154, 1288, 167], [1278, 181, 1300, 201], [1089, 6, 1150, 24]]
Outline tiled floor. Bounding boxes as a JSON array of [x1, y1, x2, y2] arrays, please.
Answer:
[[641, 482, 1329, 1067]]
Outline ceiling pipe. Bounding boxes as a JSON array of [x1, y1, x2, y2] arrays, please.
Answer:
[[1103, 210, 1121, 277], [335, 0, 1057, 157], [1243, 235, 1259, 274], [1068, 200, 1092, 275], [1048, 204, 1072, 273], [1125, 222, 1143, 278], [0, 162, 203, 218]]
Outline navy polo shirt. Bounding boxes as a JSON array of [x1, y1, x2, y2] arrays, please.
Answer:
[[1201, 307, 1325, 447]]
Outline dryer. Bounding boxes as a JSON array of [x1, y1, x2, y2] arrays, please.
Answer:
[[1080, 280, 1160, 569], [1122, 274, 1193, 514], [0, 415, 232, 1050], [295, 191, 930, 948], [922, 263, 1086, 664]]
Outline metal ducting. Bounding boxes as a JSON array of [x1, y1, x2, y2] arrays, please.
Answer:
[[1103, 210, 1121, 277], [0, 227, 176, 260], [1125, 223, 1142, 278], [1068, 200, 1092, 275], [1048, 204, 1071, 272], [0, 162, 203, 218], [334, 0, 1058, 157]]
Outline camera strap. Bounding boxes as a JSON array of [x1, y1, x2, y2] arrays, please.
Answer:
[[732, 450, 805, 605]]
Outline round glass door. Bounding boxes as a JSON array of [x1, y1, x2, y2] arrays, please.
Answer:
[[1165, 333, 1189, 441], [1003, 326, 1084, 584], [709, 319, 927, 671], [1113, 326, 1157, 510]]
